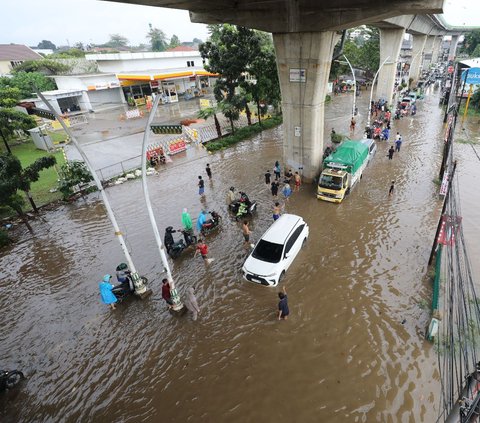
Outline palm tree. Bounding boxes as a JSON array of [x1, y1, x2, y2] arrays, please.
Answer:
[[197, 106, 222, 139]]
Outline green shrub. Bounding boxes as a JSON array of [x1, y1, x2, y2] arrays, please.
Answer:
[[205, 116, 283, 152]]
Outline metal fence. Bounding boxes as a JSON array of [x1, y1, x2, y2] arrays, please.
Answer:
[[97, 155, 142, 182]]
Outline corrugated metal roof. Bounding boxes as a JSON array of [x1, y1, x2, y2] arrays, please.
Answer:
[[0, 44, 43, 61]]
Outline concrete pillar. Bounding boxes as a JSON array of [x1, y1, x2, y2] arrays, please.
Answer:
[[273, 31, 339, 181], [422, 35, 436, 69], [448, 35, 459, 61], [409, 34, 428, 84], [376, 28, 405, 106], [431, 36, 442, 64]]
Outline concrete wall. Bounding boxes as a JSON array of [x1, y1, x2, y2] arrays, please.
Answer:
[[86, 88, 124, 111], [86, 51, 203, 73]]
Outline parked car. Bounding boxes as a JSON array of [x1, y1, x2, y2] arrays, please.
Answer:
[[242, 214, 309, 286]]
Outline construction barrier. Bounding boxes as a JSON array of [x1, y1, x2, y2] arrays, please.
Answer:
[[125, 109, 142, 119], [151, 124, 183, 135], [168, 138, 187, 155]]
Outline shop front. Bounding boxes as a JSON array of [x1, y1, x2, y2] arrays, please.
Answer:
[[117, 69, 218, 106]]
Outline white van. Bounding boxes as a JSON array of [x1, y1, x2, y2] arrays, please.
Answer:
[[360, 138, 377, 164]]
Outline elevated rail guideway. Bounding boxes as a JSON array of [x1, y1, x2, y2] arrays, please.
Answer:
[[111, 0, 457, 180]]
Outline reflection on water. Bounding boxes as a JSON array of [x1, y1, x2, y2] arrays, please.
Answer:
[[1, 89, 479, 422]]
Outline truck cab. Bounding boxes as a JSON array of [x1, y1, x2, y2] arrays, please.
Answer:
[[317, 168, 349, 203]]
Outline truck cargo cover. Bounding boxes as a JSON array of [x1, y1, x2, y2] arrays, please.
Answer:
[[324, 141, 369, 174]]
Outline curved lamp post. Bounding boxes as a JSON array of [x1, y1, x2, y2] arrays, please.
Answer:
[[36, 90, 150, 297], [141, 95, 184, 313], [342, 54, 356, 119]]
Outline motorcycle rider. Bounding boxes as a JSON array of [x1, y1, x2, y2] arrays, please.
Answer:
[[181, 208, 194, 244], [196, 210, 208, 232], [164, 226, 177, 253], [115, 262, 133, 291], [226, 186, 236, 205]]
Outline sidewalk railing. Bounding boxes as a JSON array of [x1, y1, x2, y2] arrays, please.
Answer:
[[97, 155, 142, 182]]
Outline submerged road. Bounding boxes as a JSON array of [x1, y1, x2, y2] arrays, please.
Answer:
[[2, 87, 480, 422]]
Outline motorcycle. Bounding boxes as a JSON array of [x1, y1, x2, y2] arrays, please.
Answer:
[[200, 211, 222, 235], [229, 192, 257, 220], [165, 227, 198, 259], [0, 370, 24, 392], [112, 276, 148, 301]]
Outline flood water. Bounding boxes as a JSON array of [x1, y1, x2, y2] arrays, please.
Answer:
[[2, 88, 480, 422]]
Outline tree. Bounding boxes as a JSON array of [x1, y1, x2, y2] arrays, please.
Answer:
[[241, 32, 281, 123], [0, 86, 36, 154], [471, 88, 480, 111], [0, 71, 56, 97], [0, 153, 56, 231], [37, 40, 56, 50], [192, 38, 203, 45], [58, 160, 94, 200], [147, 24, 167, 52], [50, 48, 85, 59], [197, 106, 223, 139], [200, 25, 263, 132], [329, 26, 379, 79], [73, 42, 85, 51], [106, 34, 129, 48], [169, 35, 181, 49], [471, 44, 480, 59], [11, 59, 70, 75], [461, 30, 480, 57]]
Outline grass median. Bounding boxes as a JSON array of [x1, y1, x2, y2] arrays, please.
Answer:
[[4, 141, 65, 213], [205, 115, 283, 152]]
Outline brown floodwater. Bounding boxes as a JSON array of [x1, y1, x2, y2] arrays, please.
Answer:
[[2, 88, 480, 422]]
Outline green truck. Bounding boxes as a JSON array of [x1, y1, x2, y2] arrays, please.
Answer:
[[317, 140, 370, 203]]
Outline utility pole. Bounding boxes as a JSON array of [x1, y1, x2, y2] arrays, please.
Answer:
[[36, 89, 151, 298], [140, 95, 184, 313]]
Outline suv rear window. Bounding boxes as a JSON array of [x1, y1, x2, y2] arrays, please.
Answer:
[[252, 239, 283, 263]]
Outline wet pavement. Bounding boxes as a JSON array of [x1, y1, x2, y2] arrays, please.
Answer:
[[2, 86, 480, 422]]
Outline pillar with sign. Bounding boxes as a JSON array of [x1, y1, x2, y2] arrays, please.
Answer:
[[273, 31, 340, 182]]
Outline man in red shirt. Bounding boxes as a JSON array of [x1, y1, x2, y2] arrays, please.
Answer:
[[194, 239, 213, 264], [162, 278, 173, 308]]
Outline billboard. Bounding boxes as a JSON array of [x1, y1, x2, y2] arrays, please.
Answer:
[[460, 67, 480, 97]]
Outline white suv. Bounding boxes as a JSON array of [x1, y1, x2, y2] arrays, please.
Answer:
[[242, 214, 309, 286]]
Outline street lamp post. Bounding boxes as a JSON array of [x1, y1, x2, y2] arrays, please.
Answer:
[[36, 90, 151, 298], [368, 56, 390, 128], [342, 54, 356, 119], [140, 95, 184, 313]]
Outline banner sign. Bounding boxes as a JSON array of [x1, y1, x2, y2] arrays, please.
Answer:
[[439, 171, 449, 196], [461, 68, 480, 85], [437, 215, 462, 246], [289, 68, 306, 83]]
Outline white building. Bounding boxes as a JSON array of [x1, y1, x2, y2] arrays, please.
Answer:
[[85, 46, 217, 105], [19, 46, 217, 116], [53, 73, 123, 112]]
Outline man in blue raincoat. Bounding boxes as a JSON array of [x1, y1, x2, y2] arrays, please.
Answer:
[[196, 210, 207, 233], [99, 274, 117, 310]]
